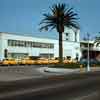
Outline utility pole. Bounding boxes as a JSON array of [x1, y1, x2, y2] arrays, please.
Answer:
[[87, 33, 90, 71], [48, 44, 50, 65]]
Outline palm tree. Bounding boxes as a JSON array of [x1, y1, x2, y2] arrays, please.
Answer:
[[39, 3, 79, 64]]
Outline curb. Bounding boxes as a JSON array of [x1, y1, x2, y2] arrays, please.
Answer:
[[44, 67, 79, 73]]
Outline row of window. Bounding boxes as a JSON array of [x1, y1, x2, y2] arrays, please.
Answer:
[[80, 43, 94, 48], [8, 39, 54, 48]]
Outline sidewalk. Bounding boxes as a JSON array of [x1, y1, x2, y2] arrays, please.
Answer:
[[38, 66, 100, 74]]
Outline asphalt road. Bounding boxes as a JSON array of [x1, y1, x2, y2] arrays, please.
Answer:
[[0, 71, 100, 100], [0, 65, 76, 81]]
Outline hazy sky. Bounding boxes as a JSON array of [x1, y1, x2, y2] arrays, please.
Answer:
[[0, 0, 99, 40]]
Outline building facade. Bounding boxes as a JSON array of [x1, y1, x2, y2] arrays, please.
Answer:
[[0, 29, 81, 60], [80, 40, 100, 61]]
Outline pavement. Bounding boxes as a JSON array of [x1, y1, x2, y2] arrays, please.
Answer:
[[42, 66, 100, 73], [0, 65, 100, 82], [0, 71, 100, 100]]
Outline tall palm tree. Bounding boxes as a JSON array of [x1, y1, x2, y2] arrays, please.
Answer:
[[39, 3, 79, 64]]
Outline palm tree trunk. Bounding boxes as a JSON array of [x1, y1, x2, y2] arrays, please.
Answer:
[[59, 32, 63, 64]]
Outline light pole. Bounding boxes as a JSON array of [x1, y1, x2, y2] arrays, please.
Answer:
[[87, 33, 90, 71], [48, 44, 50, 65]]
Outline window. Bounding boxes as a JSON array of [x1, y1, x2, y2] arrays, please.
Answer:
[[40, 53, 54, 58], [12, 40, 16, 46], [32, 42, 35, 47], [8, 40, 12, 46], [66, 33, 69, 36], [75, 32, 77, 42], [65, 33, 69, 41], [66, 38, 69, 41], [8, 39, 54, 49]]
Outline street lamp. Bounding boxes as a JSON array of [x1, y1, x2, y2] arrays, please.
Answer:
[[48, 44, 51, 66], [87, 33, 90, 71]]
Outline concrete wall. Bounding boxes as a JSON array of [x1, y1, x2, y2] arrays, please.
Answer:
[[63, 27, 80, 42]]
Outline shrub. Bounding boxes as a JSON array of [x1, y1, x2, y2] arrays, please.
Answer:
[[50, 63, 80, 69]]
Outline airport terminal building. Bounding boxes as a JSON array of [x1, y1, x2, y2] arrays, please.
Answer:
[[0, 28, 81, 60]]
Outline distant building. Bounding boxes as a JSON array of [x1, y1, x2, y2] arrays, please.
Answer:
[[0, 28, 81, 60], [80, 40, 100, 61]]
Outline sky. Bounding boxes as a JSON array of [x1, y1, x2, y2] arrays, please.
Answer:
[[0, 0, 100, 40]]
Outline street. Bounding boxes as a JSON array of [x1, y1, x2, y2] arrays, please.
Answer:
[[0, 65, 78, 81], [0, 69, 100, 100]]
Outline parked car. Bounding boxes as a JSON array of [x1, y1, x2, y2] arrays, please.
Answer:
[[80, 58, 97, 65], [21, 58, 36, 65], [2, 58, 17, 65], [36, 58, 49, 65], [49, 59, 59, 64]]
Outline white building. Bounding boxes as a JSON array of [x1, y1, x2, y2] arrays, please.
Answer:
[[0, 28, 81, 60]]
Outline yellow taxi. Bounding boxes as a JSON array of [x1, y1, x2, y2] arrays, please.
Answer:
[[63, 59, 69, 64], [48, 58, 59, 64], [2, 58, 17, 65], [21, 58, 36, 65], [36, 58, 49, 65], [16, 59, 22, 65], [0, 60, 2, 65]]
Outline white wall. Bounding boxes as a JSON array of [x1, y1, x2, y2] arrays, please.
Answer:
[[0, 33, 4, 59], [63, 27, 80, 42], [0, 32, 80, 60]]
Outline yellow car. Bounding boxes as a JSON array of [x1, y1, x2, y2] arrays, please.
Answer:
[[63, 60, 69, 64], [2, 59, 17, 65], [16, 59, 22, 65], [0, 60, 2, 65], [21, 58, 36, 65], [49, 59, 59, 64], [36, 58, 49, 65], [63, 59, 73, 64]]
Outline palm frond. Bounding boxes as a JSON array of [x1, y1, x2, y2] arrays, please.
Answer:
[[39, 3, 79, 32], [66, 7, 73, 14]]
